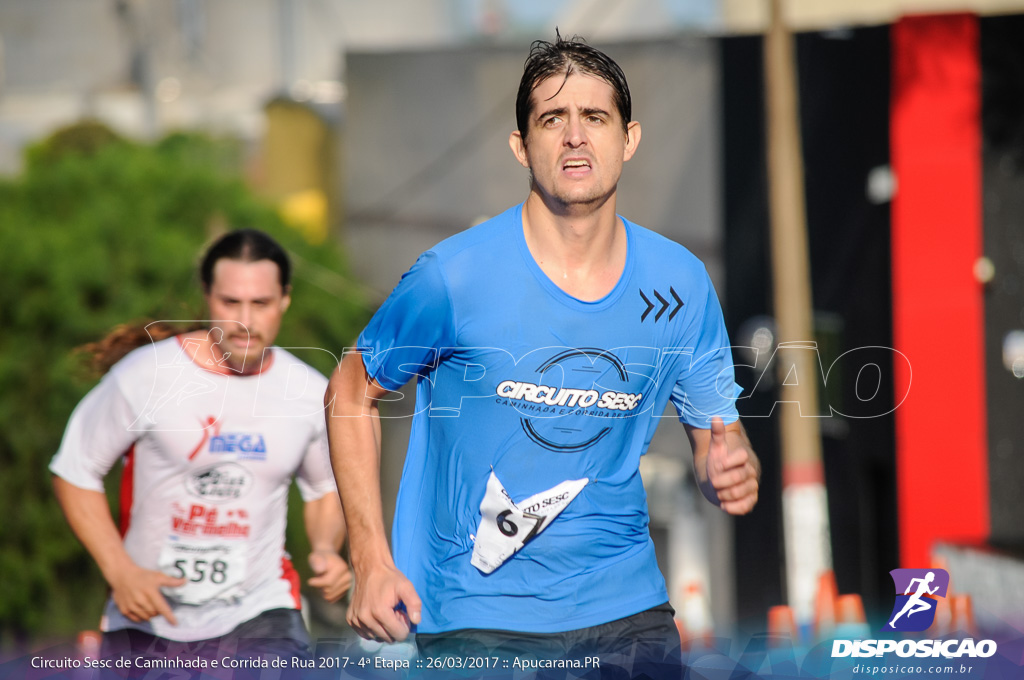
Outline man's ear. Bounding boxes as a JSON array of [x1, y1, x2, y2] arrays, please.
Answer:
[[281, 285, 292, 313], [623, 121, 641, 162], [509, 131, 530, 169]]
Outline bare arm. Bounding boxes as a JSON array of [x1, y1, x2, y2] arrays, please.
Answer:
[[324, 351, 421, 642], [685, 417, 760, 515], [52, 476, 185, 624], [303, 491, 352, 603]]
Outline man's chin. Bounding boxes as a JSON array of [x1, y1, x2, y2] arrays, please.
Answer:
[[221, 345, 268, 372], [544, 186, 613, 211]]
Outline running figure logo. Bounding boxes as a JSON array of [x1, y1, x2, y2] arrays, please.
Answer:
[[883, 568, 950, 631]]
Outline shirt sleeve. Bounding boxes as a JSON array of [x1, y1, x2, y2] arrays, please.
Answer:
[[357, 251, 457, 391], [49, 371, 140, 491], [295, 418, 337, 502], [670, 272, 743, 427]]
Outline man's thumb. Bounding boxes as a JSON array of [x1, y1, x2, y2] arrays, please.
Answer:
[[399, 582, 423, 625], [710, 416, 726, 441], [309, 553, 326, 575]]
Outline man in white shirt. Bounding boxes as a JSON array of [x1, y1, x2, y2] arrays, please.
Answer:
[[51, 229, 350, 667]]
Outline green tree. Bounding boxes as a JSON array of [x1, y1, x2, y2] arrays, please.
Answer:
[[0, 123, 368, 648]]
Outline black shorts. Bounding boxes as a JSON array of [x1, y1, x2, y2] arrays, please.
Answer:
[[100, 608, 311, 679], [415, 602, 682, 679]]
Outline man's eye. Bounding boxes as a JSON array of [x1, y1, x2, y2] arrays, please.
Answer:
[[543, 116, 561, 127]]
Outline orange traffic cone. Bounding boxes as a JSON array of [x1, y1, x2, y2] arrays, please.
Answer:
[[932, 556, 954, 604], [676, 581, 714, 649], [77, 630, 101, 658], [924, 559, 956, 637], [767, 605, 798, 647], [835, 593, 871, 638], [813, 571, 838, 640], [837, 594, 866, 623]]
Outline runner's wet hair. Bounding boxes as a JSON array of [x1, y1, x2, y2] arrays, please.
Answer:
[[516, 30, 632, 140], [200, 228, 291, 292]]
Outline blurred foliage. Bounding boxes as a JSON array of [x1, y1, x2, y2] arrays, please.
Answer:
[[0, 122, 369, 648], [25, 118, 126, 165]]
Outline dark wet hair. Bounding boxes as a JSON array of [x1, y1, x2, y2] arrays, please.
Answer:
[[199, 228, 291, 292], [515, 31, 631, 140]]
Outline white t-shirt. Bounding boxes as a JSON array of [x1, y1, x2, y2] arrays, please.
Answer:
[[50, 335, 335, 641]]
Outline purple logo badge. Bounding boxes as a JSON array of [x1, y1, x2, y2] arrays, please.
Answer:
[[883, 568, 950, 632]]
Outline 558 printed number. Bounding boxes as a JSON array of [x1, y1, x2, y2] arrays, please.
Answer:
[[170, 558, 229, 584]]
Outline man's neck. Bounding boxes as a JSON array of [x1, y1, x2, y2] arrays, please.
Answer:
[[521, 190, 627, 301]]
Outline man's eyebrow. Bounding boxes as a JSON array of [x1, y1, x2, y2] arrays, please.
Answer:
[[215, 294, 275, 303], [535, 106, 612, 121], [536, 106, 568, 121]]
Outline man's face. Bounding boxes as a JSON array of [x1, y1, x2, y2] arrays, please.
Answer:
[[204, 259, 290, 372], [510, 72, 640, 211]]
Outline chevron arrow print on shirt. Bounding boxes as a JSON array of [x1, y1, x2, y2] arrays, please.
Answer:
[[639, 287, 684, 322]]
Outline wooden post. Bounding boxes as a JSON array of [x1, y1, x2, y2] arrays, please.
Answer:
[[763, 0, 833, 628]]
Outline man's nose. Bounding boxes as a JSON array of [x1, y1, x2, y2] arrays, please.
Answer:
[[564, 115, 586, 148], [237, 303, 253, 330]]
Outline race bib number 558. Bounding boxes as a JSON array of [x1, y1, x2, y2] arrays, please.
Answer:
[[158, 541, 246, 605], [471, 472, 587, 574]]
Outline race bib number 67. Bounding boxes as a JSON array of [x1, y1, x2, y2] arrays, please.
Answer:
[[471, 471, 587, 574]]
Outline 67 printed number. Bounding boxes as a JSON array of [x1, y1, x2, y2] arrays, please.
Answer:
[[496, 510, 543, 543]]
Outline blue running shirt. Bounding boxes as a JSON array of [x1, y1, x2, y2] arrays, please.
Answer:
[[358, 204, 740, 633]]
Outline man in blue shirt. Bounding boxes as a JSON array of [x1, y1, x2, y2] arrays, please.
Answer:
[[326, 34, 759, 672]]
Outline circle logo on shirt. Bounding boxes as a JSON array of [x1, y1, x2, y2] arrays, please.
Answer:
[[186, 462, 254, 503], [494, 347, 645, 452]]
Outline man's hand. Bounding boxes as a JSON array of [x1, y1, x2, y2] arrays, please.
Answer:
[[52, 478, 186, 626], [308, 550, 353, 603], [705, 416, 759, 515], [347, 564, 422, 643], [108, 563, 185, 625], [327, 353, 422, 643]]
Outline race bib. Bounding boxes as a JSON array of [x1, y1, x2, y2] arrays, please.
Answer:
[[157, 540, 247, 605], [471, 471, 588, 574]]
